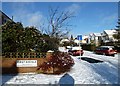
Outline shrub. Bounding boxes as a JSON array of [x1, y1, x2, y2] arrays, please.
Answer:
[[37, 52, 74, 74], [81, 44, 96, 51]]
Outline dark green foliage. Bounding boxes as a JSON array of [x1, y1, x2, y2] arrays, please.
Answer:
[[113, 18, 120, 46], [2, 21, 59, 53], [2, 21, 24, 52], [81, 44, 96, 51], [40, 35, 59, 52], [70, 35, 73, 41]]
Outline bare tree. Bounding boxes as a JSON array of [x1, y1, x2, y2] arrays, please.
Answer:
[[46, 7, 75, 39]]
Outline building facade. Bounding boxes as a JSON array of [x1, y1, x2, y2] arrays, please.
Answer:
[[0, 11, 13, 26], [101, 30, 117, 43]]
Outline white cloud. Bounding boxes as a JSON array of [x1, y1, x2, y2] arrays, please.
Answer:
[[101, 13, 118, 25], [25, 12, 43, 27], [92, 13, 118, 30], [9, 2, 45, 29], [13, 11, 44, 28], [65, 4, 80, 14]]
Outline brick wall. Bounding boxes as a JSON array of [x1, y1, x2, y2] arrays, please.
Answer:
[[1, 58, 46, 74]]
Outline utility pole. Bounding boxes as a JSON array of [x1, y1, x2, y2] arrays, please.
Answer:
[[77, 35, 82, 59]]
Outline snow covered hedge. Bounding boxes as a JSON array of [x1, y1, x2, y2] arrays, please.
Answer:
[[37, 52, 74, 74]]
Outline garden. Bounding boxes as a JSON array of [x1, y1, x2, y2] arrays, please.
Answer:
[[1, 13, 75, 74]]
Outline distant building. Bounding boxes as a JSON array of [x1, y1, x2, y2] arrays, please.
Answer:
[[82, 35, 89, 44], [0, 10, 13, 26], [101, 29, 117, 43], [93, 33, 102, 46], [88, 34, 94, 43], [88, 33, 102, 46], [73, 35, 89, 45], [73, 39, 79, 45]]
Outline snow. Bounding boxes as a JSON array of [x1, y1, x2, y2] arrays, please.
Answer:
[[1, 50, 119, 85], [60, 39, 69, 44], [93, 33, 101, 37], [74, 39, 79, 44], [104, 30, 117, 35], [71, 46, 82, 50], [58, 47, 67, 52], [47, 50, 54, 53]]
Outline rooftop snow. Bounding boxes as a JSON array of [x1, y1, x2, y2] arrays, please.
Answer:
[[104, 30, 117, 35]]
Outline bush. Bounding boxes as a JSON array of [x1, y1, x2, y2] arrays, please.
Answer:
[[37, 52, 74, 74], [2, 21, 61, 53], [81, 44, 96, 51]]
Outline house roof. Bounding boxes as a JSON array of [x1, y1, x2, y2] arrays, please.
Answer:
[[74, 39, 79, 44], [0, 10, 12, 21], [0, 10, 14, 25], [104, 29, 117, 35], [89, 33, 93, 37], [89, 33, 101, 37], [93, 33, 101, 37], [83, 35, 89, 39]]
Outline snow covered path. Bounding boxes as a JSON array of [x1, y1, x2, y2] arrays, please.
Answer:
[[1, 51, 119, 85], [69, 51, 119, 84]]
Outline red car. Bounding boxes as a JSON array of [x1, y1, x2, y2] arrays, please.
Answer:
[[68, 47, 84, 56], [95, 46, 117, 56]]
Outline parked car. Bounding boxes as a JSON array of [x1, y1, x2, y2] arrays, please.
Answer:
[[68, 46, 84, 56], [94, 46, 117, 56], [114, 45, 120, 53]]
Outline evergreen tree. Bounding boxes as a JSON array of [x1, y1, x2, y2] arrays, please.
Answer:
[[113, 18, 120, 46], [70, 35, 73, 41], [2, 21, 60, 53], [2, 21, 24, 52]]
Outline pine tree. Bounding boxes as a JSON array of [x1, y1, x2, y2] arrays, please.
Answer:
[[114, 18, 120, 46], [70, 35, 73, 41]]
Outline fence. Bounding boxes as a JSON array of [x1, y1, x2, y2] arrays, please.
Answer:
[[2, 52, 46, 58]]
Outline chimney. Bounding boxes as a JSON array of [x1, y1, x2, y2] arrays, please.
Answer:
[[12, 16, 13, 21]]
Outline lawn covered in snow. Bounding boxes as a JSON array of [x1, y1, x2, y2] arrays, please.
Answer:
[[1, 50, 119, 85]]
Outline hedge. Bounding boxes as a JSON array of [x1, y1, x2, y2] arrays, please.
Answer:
[[81, 44, 96, 51]]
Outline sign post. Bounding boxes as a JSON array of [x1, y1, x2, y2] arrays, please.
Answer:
[[77, 35, 82, 59]]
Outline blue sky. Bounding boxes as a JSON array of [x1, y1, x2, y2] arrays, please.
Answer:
[[2, 2, 118, 37]]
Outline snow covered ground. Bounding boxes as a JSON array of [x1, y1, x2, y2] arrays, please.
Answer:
[[1, 50, 119, 85]]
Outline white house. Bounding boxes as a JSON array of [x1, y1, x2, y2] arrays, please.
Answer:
[[82, 35, 89, 44], [93, 33, 102, 46], [88, 33, 102, 46], [89, 33, 94, 42], [73, 39, 79, 45], [101, 29, 117, 43]]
